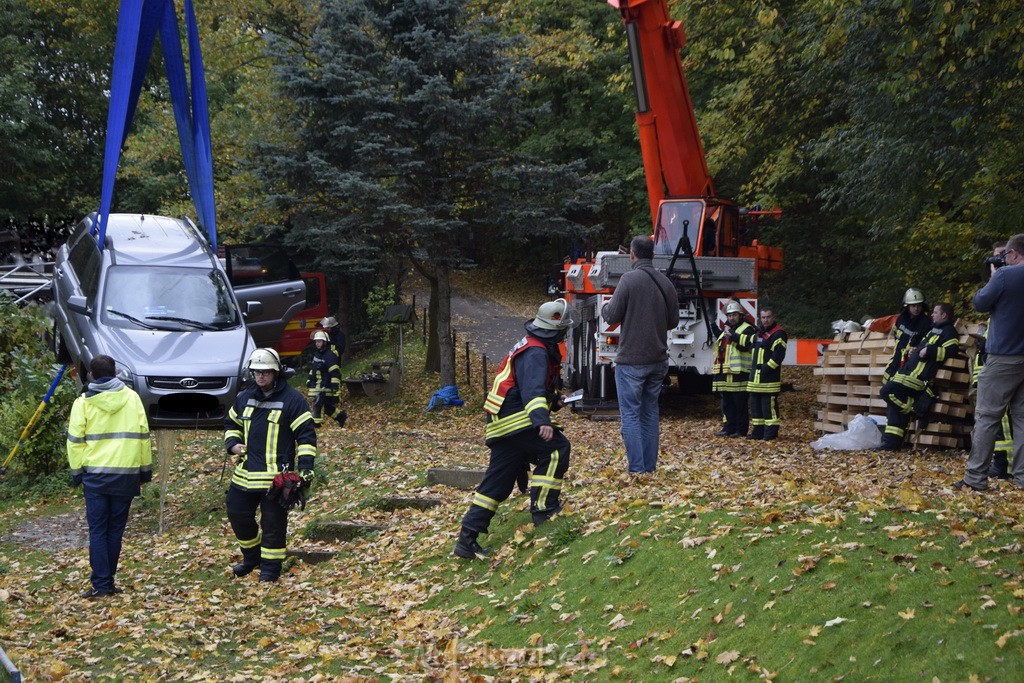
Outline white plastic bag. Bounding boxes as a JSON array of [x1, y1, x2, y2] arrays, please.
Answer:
[[811, 414, 882, 450]]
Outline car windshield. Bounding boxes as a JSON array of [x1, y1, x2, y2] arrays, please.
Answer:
[[102, 266, 241, 330]]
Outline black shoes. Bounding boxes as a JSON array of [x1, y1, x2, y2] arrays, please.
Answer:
[[454, 529, 491, 559], [232, 562, 259, 577], [953, 479, 988, 492], [714, 429, 730, 437], [81, 588, 112, 599]]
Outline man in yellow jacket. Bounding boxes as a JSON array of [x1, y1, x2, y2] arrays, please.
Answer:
[[67, 355, 152, 599]]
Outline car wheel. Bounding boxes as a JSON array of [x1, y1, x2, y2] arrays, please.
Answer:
[[53, 323, 72, 364]]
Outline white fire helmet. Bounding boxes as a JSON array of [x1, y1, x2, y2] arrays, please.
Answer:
[[532, 298, 578, 330], [247, 348, 282, 372], [320, 316, 338, 328], [311, 330, 330, 343], [725, 301, 744, 315], [903, 288, 924, 305]]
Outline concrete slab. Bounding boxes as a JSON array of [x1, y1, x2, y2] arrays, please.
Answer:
[[426, 468, 486, 489], [304, 519, 388, 542], [376, 496, 443, 511]]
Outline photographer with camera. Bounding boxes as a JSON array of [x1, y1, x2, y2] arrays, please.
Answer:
[[954, 234, 1024, 491]]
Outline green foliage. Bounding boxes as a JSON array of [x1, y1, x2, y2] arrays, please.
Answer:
[[0, 299, 75, 480], [363, 284, 397, 342]]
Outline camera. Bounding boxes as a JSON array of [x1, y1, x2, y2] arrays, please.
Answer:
[[986, 252, 1006, 269]]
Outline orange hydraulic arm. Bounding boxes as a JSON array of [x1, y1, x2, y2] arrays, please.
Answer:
[[609, 0, 714, 223]]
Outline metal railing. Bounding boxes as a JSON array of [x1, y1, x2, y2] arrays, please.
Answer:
[[0, 261, 53, 305]]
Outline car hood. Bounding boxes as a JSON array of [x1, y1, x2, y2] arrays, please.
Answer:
[[99, 326, 252, 377]]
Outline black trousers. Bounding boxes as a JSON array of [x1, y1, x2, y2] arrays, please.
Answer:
[[750, 393, 779, 428], [312, 395, 342, 424], [462, 429, 570, 535], [880, 380, 920, 446], [226, 485, 289, 568], [720, 391, 749, 435]]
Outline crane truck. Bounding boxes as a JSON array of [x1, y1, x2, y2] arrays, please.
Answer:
[[564, 0, 783, 398]]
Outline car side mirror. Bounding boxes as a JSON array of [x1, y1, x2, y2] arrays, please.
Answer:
[[67, 295, 90, 315], [243, 301, 264, 319]]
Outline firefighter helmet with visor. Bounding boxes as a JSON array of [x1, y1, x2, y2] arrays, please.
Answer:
[[248, 348, 282, 372], [532, 298, 578, 330]]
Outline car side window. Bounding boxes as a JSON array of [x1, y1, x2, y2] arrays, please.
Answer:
[[69, 236, 101, 301]]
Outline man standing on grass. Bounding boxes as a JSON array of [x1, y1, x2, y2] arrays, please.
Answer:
[[601, 235, 680, 474], [454, 299, 576, 559], [955, 234, 1024, 491], [67, 354, 152, 599]]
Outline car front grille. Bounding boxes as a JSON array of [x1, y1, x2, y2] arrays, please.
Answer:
[[147, 376, 229, 390]]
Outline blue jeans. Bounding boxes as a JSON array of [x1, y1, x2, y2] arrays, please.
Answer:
[[84, 491, 134, 593], [614, 360, 669, 473]]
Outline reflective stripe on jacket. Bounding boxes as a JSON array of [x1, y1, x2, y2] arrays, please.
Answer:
[[712, 320, 755, 381], [225, 380, 317, 491], [308, 348, 342, 397], [67, 382, 152, 497], [484, 335, 561, 444], [749, 324, 788, 393], [891, 321, 959, 391]]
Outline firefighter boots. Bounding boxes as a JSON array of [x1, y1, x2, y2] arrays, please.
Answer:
[[259, 561, 282, 583], [763, 426, 779, 441], [335, 410, 348, 428], [232, 549, 261, 577], [747, 426, 765, 440], [453, 528, 491, 559]]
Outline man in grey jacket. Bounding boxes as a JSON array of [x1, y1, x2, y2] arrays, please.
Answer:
[[955, 233, 1024, 491], [602, 236, 680, 474]]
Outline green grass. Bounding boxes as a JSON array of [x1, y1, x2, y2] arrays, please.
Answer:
[[2, 334, 1024, 680], [421, 503, 1024, 681]]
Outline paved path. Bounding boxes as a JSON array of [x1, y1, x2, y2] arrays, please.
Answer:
[[407, 276, 528, 365]]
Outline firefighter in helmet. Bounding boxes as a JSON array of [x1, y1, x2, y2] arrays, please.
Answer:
[[712, 300, 755, 437], [224, 348, 317, 582], [307, 330, 346, 428], [879, 302, 959, 450], [882, 288, 931, 382], [454, 298, 577, 559], [319, 316, 346, 358]]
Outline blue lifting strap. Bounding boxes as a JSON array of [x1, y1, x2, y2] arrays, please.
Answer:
[[94, 0, 217, 251]]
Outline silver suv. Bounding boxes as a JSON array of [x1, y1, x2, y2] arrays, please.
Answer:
[[51, 213, 302, 428]]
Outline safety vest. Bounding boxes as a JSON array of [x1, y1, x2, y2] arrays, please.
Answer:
[[483, 335, 560, 443], [712, 321, 755, 376], [749, 324, 788, 393], [67, 384, 152, 497]]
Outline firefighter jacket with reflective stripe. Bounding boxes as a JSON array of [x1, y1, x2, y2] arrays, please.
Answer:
[[885, 309, 932, 377], [712, 320, 755, 384], [483, 335, 561, 445], [308, 347, 341, 397], [891, 321, 959, 391], [749, 324, 788, 393], [67, 378, 152, 498], [225, 379, 317, 491]]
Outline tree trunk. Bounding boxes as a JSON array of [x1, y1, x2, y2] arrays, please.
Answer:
[[335, 278, 350, 362], [425, 273, 440, 374], [435, 265, 456, 387]]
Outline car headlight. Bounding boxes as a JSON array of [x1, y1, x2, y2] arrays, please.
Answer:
[[114, 361, 135, 388]]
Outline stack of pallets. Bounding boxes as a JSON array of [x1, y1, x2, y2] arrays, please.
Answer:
[[814, 324, 979, 449]]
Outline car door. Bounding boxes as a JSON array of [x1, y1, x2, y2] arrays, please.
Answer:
[[222, 244, 307, 348]]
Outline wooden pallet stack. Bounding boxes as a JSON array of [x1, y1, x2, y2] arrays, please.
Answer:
[[814, 323, 979, 449]]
